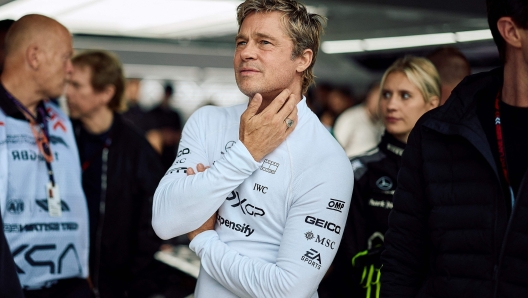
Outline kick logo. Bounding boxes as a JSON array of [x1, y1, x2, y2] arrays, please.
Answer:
[[301, 248, 321, 270], [260, 159, 279, 174]]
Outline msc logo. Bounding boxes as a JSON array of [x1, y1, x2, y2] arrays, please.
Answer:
[[376, 176, 393, 191], [35, 199, 70, 212], [301, 248, 321, 270], [6, 199, 24, 214], [260, 159, 279, 174], [165, 167, 188, 176], [226, 191, 265, 217], [304, 231, 336, 249], [253, 183, 268, 194], [327, 198, 345, 213], [305, 216, 341, 234]]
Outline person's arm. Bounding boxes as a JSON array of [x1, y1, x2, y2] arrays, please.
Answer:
[[381, 127, 430, 297], [152, 91, 299, 240], [189, 161, 354, 298]]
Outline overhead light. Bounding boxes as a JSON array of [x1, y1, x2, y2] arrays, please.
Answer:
[[322, 29, 493, 54]]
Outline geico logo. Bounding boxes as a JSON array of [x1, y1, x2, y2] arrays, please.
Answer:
[[12, 243, 81, 274], [305, 216, 341, 234], [177, 148, 190, 158], [11, 150, 59, 161], [216, 214, 254, 237], [315, 235, 336, 249], [327, 199, 345, 213]]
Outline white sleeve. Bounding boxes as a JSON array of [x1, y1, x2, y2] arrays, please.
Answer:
[[152, 108, 261, 240], [189, 164, 354, 298]]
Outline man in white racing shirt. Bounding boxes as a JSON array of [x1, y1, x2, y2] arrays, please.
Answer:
[[152, 1, 353, 297]]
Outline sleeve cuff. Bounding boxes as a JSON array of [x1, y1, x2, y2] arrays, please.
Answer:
[[189, 230, 219, 256], [226, 141, 261, 172]]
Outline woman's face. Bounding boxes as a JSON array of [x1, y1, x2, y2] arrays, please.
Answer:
[[379, 71, 437, 143]]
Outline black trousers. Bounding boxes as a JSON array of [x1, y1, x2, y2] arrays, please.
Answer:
[[24, 278, 93, 298]]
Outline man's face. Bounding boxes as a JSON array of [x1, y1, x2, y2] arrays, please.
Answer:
[[40, 29, 73, 99], [234, 11, 303, 99], [66, 65, 107, 119]]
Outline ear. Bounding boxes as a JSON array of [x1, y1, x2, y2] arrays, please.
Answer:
[[296, 49, 313, 73], [100, 85, 116, 105], [497, 16, 523, 49], [26, 44, 40, 70], [427, 96, 440, 110]]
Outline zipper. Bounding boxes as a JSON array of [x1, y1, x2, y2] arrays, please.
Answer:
[[92, 147, 109, 298], [493, 174, 527, 298]]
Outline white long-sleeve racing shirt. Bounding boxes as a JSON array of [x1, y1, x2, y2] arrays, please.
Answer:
[[152, 98, 353, 298]]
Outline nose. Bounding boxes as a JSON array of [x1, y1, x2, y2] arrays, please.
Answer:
[[385, 95, 398, 111], [239, 41, 257, 61], [65, 60, 74, 76]]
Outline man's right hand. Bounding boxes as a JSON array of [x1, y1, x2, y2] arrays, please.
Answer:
[[239, 89, 299, 162]]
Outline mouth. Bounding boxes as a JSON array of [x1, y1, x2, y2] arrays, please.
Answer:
[[385, 116, 400, 123], [238, 67, 260, 76]]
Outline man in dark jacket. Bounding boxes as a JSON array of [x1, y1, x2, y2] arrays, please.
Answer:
[[66, 50, 165, 298], [381, 1, 528, 297]]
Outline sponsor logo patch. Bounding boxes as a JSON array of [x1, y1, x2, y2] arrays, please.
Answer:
[[216, 214, 254, 237], [301, 248, 321, 270], [6, 199, 24, 214], [305, 216, 341, 234], [376, 176, 393, 191], [327, 198, 345, 213], [226, 191, 265, 217], [260, 159, 279, 174]]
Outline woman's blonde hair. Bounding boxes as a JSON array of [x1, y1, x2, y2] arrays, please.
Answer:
[[380, 56, 441, 103]]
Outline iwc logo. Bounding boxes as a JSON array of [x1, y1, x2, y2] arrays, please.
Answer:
[[376, 176, 393, 191]]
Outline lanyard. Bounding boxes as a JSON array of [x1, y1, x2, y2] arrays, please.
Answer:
[[6, 92, 56, 186], [81, 136, 112, 172], [495, 93, 515, 206]]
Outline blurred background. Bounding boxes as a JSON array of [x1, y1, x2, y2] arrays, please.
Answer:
[[0, 0, 498, 121]]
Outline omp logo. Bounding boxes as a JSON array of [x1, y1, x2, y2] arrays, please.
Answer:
[[260, 159, 279, 174], [253, 183, 268, 194], [165, 167, 188, 176], [305, 216, 341, 234], [12, 243, 82, 274], [376, 176, 393, 191], [301, 248, 321, 270], [327, 199, 345, 213], [35, 199, 70, 212], [226, 191, 265, 217], [6, 199, 24, 214]]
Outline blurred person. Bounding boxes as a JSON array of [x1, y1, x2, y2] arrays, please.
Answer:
[[333, 82, 384, 157], [144, 82, 183, 170], [121, 78, 148, 130], [339, 56, 439, 298], [319, 86, 354, 133], [381, 1, 528, 297], [427, 46, 471, 105], [306, 81, 332, 117], [66, 50, 165, 298], [0, 19, 14, 73], [0, 14, 90, 297], [152, 0, 354, 297]]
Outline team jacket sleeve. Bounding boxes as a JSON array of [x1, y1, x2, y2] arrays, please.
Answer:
[[189, 161, 354, 298], [152, 107, 261, 239], [380, 126, 430, 297]]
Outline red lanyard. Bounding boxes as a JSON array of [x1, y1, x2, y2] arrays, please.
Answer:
[[495, 93, 510, 185], [495, 93, 515, 205]]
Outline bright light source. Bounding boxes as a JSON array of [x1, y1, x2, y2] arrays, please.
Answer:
[[322, 29, 493, 54], [364, 33, 456, 51], [455, 29, 493, 42], [321, 40, 363, 54]]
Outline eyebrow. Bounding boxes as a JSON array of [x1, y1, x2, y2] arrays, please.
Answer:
[[235, 32, 278, 42]]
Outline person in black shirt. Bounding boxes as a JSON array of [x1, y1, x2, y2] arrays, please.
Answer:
[[66, 50, 165, 298], [381, 1, 528, 297]]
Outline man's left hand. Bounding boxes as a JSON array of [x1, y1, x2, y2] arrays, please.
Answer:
[[186, 163, 217, 241]]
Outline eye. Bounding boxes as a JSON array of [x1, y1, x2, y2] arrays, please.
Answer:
[[236, 41, 247, 47], [401, 92, 411, 99], [260, 40, 271, 45], [381, 91, 391, 99]]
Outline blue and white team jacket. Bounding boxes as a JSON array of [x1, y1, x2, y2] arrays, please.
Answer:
[[153, 98, 353, 298], [0, 102, 89, 290]]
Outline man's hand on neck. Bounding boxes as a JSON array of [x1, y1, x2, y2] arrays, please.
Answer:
[[256, 89, 302, 115]]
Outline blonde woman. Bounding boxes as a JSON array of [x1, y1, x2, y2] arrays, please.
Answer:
[[338, 56, 440, 298]]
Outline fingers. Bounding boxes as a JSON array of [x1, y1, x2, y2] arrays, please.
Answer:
[[243, 93, 263, 119], [197, 163, 205, 172], [264, 89, 292, 114], [187, 167, 195, 176], [285, 105, 299, 131], [277, 93, 298, 119]]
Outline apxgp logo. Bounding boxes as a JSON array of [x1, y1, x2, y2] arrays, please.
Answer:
[[226, 191, 265, 217], [260, 159, 279, 174], [301, 248, 321, 270], [327, 198, 345, 213], [305, 216, 341, 234]]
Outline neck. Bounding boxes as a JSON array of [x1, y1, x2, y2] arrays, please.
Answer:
[[81, 108, 113, 134], [256, 89, 303, 114], [1, 73, 43, 117], [502, 56, 528, 107], [394, 132, 408, 144]]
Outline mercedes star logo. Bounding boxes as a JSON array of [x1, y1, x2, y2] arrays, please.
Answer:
[[376, 176, 393, 191]]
